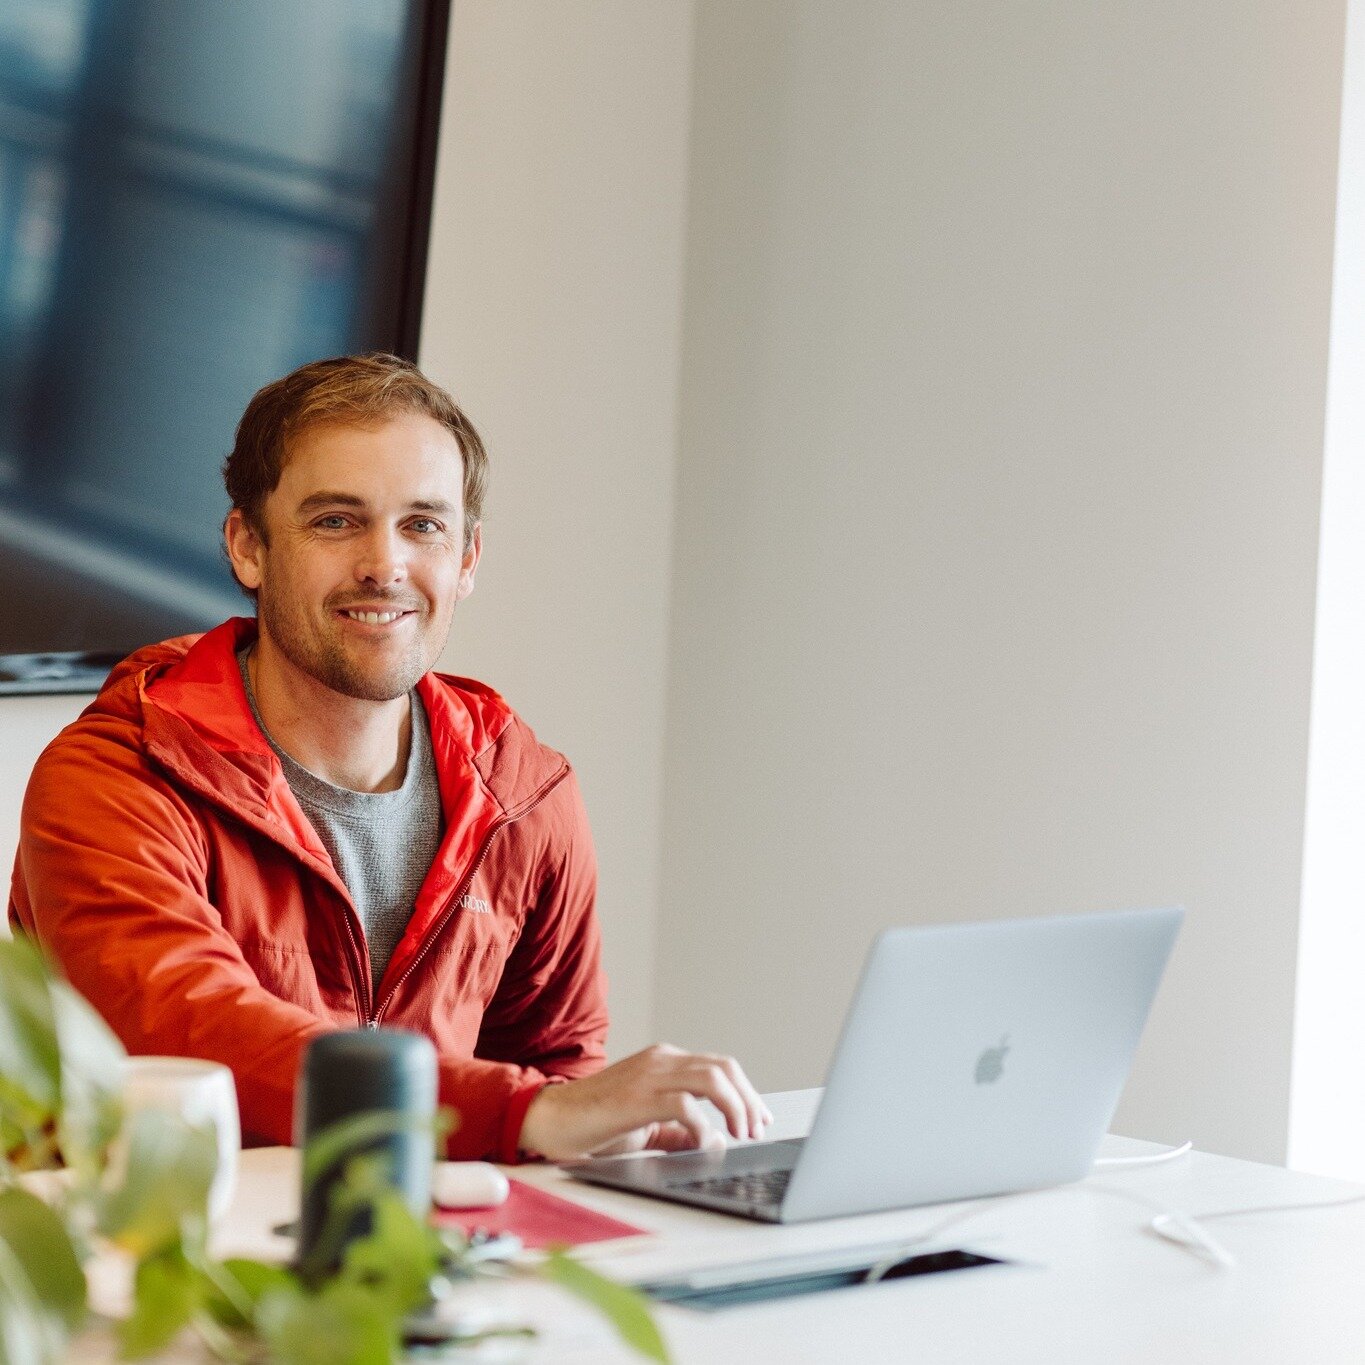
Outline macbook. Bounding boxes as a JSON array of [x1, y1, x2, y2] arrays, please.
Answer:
[[564, 906, 1183, 1222]]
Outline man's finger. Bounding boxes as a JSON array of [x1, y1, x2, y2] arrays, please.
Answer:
[[588, 1125, 651, 1158], [645, 1120, 709, 1153], [705, 1054, 767, 1140], [665, 1090, 725, 1151], [680, 1061, 750, 1141]]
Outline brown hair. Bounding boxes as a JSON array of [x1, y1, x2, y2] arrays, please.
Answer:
[[223, 353, 488, 552]]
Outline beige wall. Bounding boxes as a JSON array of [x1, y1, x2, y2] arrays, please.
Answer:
[[417, 1, 696, 1055], [654, 0, 1344, 1164]]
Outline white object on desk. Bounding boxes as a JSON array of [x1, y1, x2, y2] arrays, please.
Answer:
[[433, 1160, 511, 1209], [117, 1055, 240, 1224]]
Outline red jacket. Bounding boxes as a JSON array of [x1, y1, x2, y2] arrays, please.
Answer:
[[9, 618, 609, 1160]]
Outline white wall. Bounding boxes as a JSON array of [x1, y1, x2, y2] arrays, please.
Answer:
[[655, 0, 1344, 1164], [417, 1, 696, 1055], [1292, 0, 1365, 1181], [1, 696, 87, 911]]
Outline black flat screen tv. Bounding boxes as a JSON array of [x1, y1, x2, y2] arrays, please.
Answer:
[[0, 0, 451, 692]]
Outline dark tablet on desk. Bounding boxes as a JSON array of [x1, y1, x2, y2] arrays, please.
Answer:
[[634, 1244, 1009, 1311]]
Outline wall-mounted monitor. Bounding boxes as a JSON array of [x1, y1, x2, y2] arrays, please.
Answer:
[[0, 0, 450, 692]]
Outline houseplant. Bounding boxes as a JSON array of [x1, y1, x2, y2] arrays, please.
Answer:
[[0, 935, 667, 1363]]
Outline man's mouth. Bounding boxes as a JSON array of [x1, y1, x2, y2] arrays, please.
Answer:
[[337, 608, 416, 625]]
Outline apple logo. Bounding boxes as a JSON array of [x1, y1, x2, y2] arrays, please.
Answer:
[[974, 1035, 1010, 1085]]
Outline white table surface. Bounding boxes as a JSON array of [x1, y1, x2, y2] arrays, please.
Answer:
[[77, 1089, 1365, 1363]]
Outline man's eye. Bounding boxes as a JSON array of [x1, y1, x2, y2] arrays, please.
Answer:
[[409, 518, 441, 534], [316, 515, 350, 530]]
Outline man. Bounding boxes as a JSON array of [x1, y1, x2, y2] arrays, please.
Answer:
[[9, 353, 769, 1161]]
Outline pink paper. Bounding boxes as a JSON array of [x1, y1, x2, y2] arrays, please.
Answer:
[[433, 1178, 649, 1250]]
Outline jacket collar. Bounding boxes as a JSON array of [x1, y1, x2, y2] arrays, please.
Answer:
[[87, 617, 570, 1003], [114, 618, 542, 868]]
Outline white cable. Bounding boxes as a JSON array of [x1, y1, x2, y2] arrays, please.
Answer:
[[895, 1164, 1365, 1274], [903, 1179, 1240, 1271], [1085, 1182, 1238, 1268], [899, 1189, 1036, 1249], [1146, 1212, 1238, 1267], [1093, 1140, 1193, 1168], [1175, 1191, 1365, 1224], [587, 1157, 1365, 1282], [1095, 1178, 1365, 1269]]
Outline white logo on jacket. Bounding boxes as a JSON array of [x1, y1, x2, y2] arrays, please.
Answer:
[[459, 894, 491, 914]]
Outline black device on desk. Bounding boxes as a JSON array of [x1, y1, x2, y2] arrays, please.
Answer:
[[636, 1244, 1007, 1311]]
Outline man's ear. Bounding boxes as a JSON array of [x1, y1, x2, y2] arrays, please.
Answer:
[[456, 522, 482, 603], [224, 507, 265, 593]]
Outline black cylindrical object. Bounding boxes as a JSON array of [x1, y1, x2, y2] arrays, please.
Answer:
[[295, 1028, 437, 1273]]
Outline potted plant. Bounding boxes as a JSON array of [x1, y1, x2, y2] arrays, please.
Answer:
[[0, 936, 668, 1363]]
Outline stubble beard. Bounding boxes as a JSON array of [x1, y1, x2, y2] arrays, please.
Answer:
[[258, 580, 446, 703]]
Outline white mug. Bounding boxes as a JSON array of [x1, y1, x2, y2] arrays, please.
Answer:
[[118, 1056, 241, 1224]]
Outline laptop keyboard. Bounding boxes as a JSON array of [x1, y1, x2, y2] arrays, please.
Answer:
[[666, 1168, 792, 1206]]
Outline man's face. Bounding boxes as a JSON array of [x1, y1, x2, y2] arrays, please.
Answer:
[[225, 412, 479, 702]]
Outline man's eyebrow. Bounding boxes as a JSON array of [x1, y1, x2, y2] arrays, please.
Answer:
[[293, 493, 458, 516], [295, 492, 367, 514]]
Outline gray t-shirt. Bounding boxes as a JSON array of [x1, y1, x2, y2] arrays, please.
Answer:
[[238, 649, 443, 993]]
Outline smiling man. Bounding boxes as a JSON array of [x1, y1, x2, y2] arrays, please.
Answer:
[[10, 354, 769, 1161]]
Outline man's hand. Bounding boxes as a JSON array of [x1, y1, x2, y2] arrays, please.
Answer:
[[517, 1043, 773, 1161]]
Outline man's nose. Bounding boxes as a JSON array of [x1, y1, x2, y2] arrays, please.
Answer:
[[353, 525, 408, 587]]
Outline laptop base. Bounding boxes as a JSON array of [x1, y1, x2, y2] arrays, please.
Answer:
[[564, 1138, 806, 1222]]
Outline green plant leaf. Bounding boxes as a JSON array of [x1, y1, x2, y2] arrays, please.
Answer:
[[0, 1187, 86, 1337], [0, 1186, 86, 1365], [254, 1279, 396, 1365], [0, 1234, 57, 1365], [48, 978, 125, 1172], [202, 1257, 302, 1330], [300, 1109, 445, 1189], [541, 1248, 670, 1363], [118, 1243, 201, 1359], [0, 937, 125, 1180], [98, 1109, 218, 1257], [0, 938, 62, 1120], [338, 1184, 441, 1316]]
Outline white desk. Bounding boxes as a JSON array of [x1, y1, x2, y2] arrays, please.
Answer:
[[91, 1090, 1365, 1363]]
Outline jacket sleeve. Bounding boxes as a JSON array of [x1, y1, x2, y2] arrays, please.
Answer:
[[10, 732, 339, 1148], [474, 769, 610, 1089]]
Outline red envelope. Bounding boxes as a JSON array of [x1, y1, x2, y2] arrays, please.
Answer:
[[433, 1178, 649, 1250]]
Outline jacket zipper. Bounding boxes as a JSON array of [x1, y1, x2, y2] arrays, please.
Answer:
[[157, 720, 559, 1031], [366, 776, 563, 1029], [366, 829, 500, 1028], [340, 901, 375, 1028]]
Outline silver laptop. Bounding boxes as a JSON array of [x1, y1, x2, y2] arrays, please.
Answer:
[[565, 906, 1182, 1223]]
